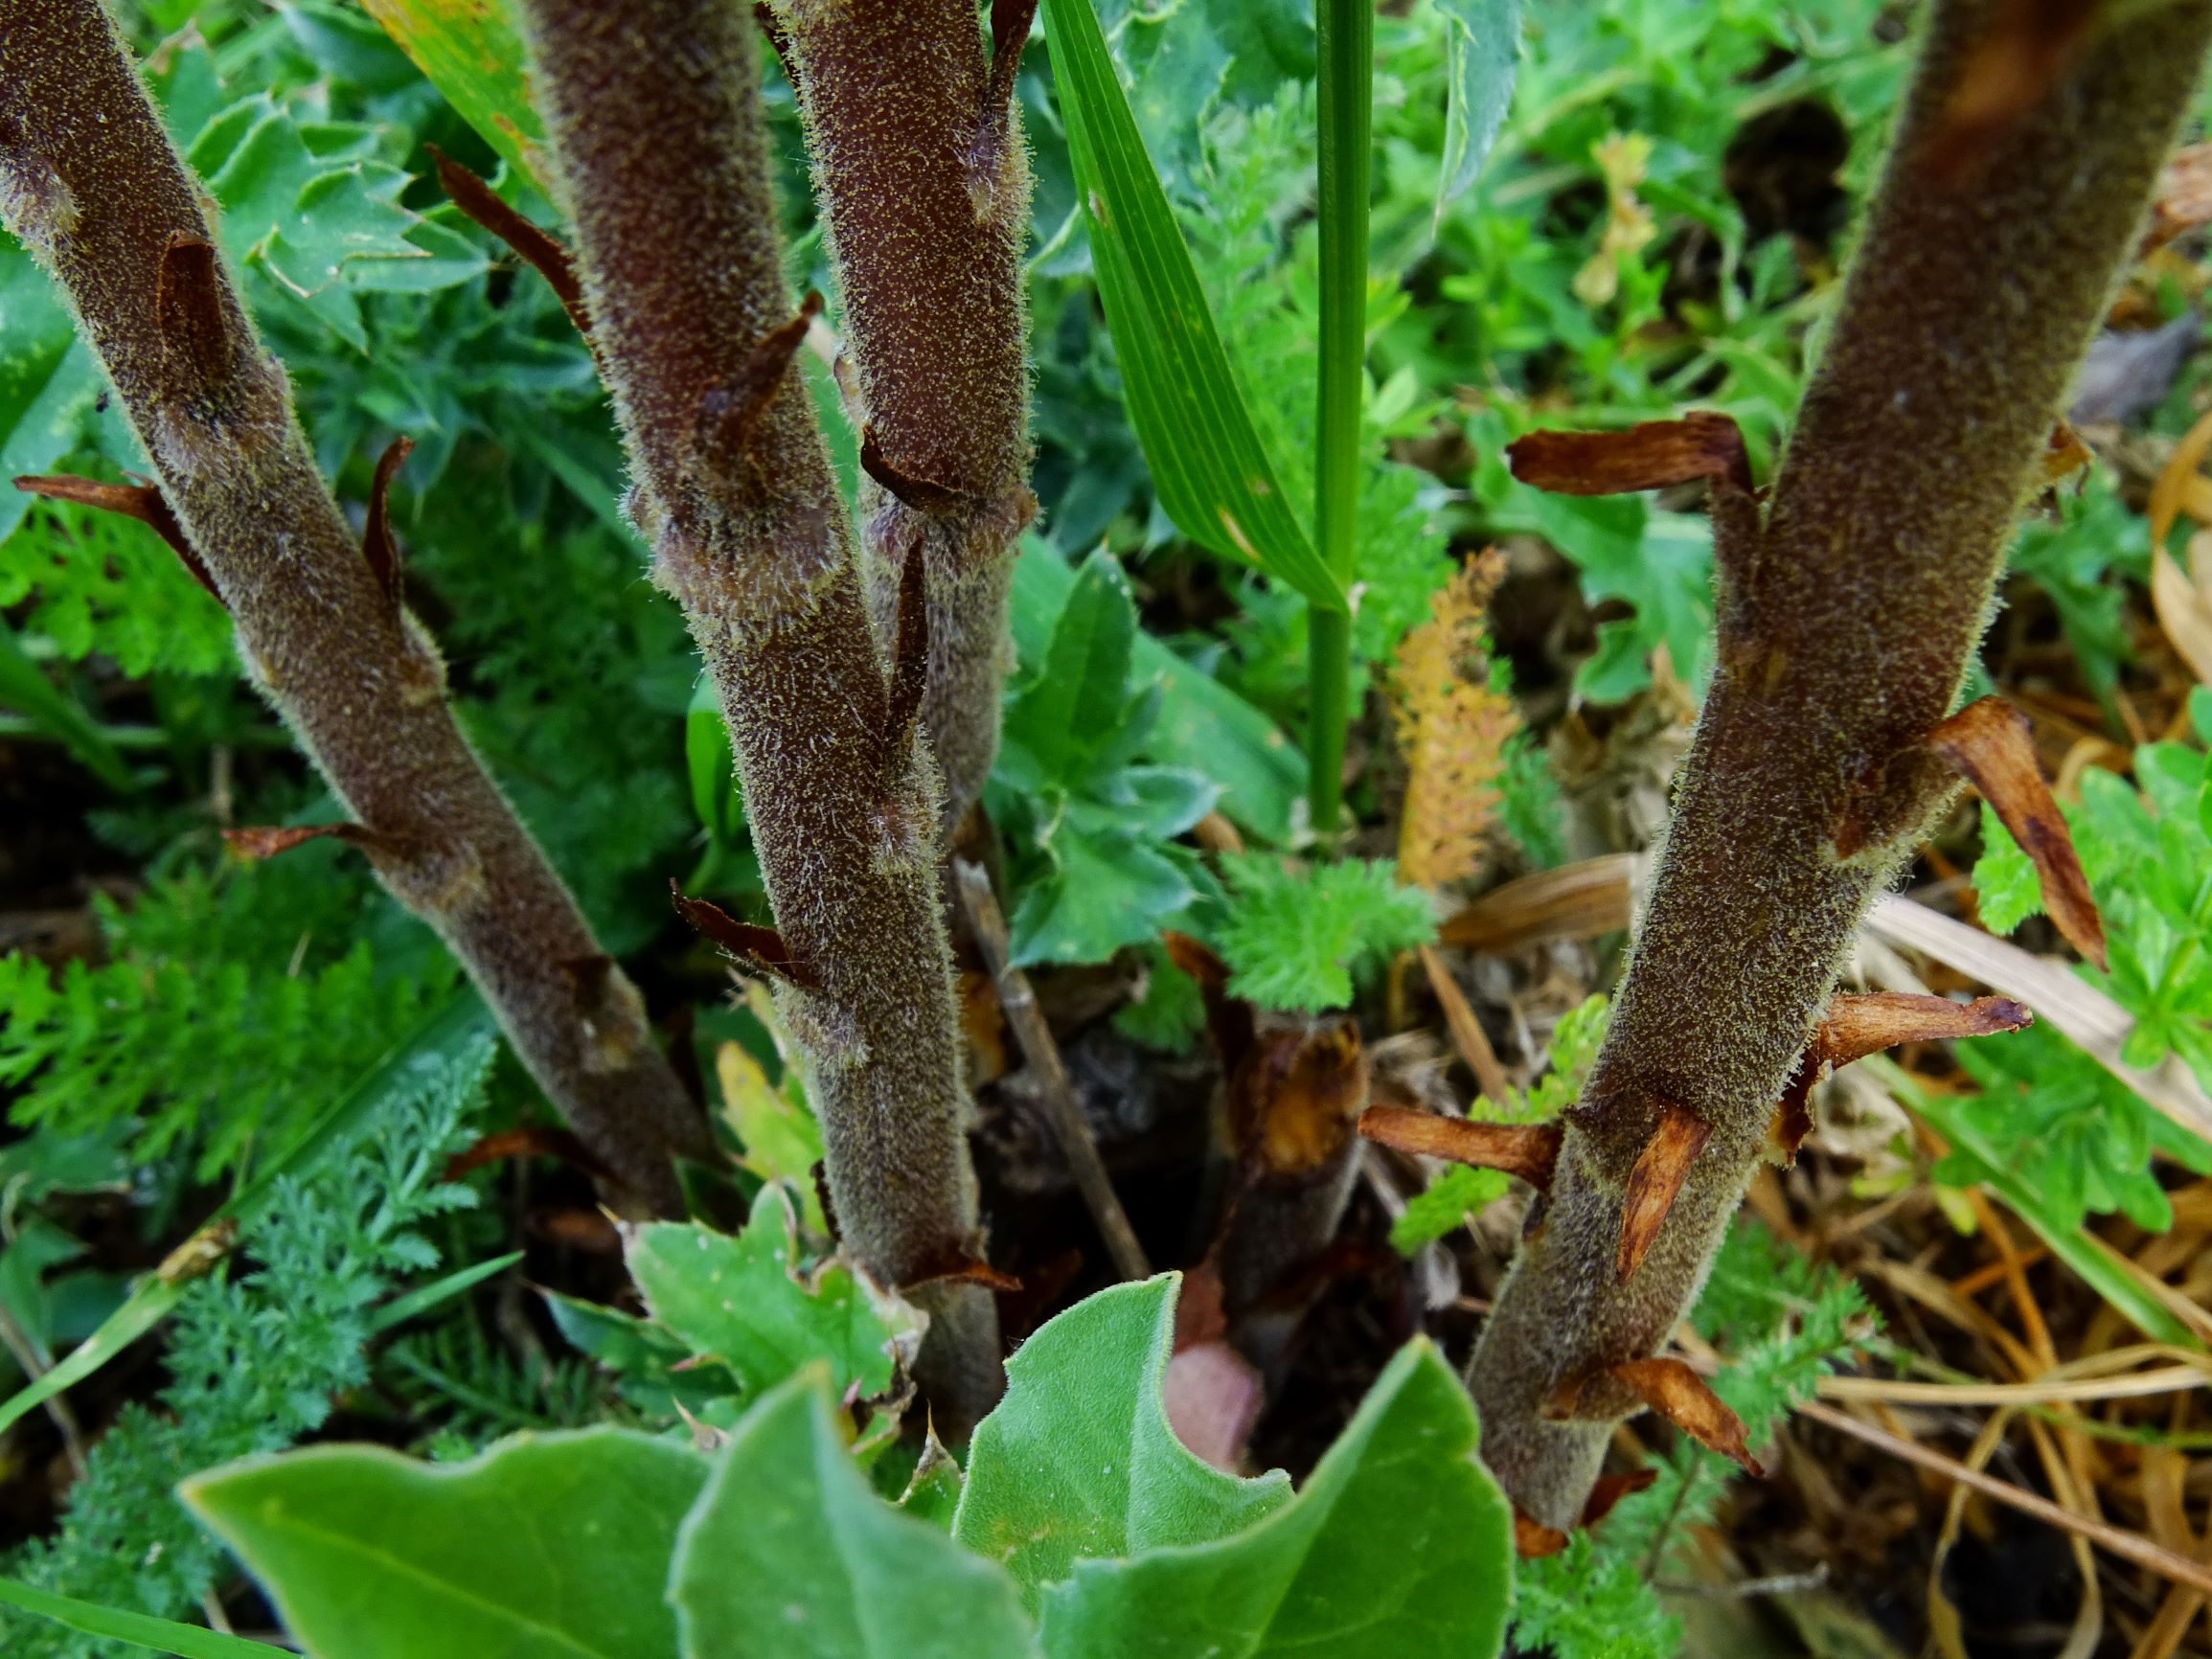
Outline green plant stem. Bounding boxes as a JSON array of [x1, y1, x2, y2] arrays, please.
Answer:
[[1309, 0, 1371, 843]]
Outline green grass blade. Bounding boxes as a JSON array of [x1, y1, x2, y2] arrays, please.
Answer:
[[1039, 0, 1344, 614], [0, 993, 491, 1440], [367, 1250, 525, 1337], [0, 1575, 281, 1658], [0, 622, 133, 791]]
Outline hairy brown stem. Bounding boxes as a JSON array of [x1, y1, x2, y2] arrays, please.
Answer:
[[768, 0, 1037, 828], [1467, 0, 2212, 1529], [517, 0, 1003, 1427], [0, 0, 710, 1215]]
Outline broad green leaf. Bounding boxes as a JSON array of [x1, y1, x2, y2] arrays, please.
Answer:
[[0, 1574, 277, 1659], [1008, 830, 1197, 967], [671, 1372, 1041, 1659], [625, 1188, 919, 1401], [954, 1275, 1289, 1599], [714, 1037, 824, 1225], [1435, 0, 1521, 220], [1039, 1339, 1515, 1659], [360, 0, 552, 192], [184, 1428, 706, 1659], [0, 253, 104, 545], [0, 994, 490, 1441], [1040, 0, 1344, 610], [1011, 538, 1303, 842], [186, 98, 483, 348], [1002, 548, 1144, 791]]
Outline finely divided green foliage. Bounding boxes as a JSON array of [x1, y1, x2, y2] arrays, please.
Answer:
[[624, 1188, 922, 1403], [1511, 1222, 1874, 1659], [671, 1373, 1042, 1659], [1038, 1338, 1513, 1659], [1469, 0, 2212, 1530], [0, 0, 708, 1211], [1211, 854, 1436, 1014], [187, 1430, 709, 1659], [0, 1035, 492, 1659], [953, 1276, 1290, 1597], [0, 859, 458, 1179], [993, 548, 1219, 966]]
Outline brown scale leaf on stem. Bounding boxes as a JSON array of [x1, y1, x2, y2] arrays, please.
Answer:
[[362, 435, 413, 609], [1506, 411, 1755, 497], [668, 880, 821, 990], [428, 146, 592, 337], [153, 233, 234, 389], [1581, 1466, 1659, 1528], [221, 822, 396, 861], [882, 541, 930, 781], [14, 472, 220, 601], [1926, 694, 2107, 967], [1514, 1510, 1570, 1559], [1615, 1102, 1711, 1284], [1357, 1105, 1562, 1192], [1549, 1357, 1763, 1478], [697, 292, 825, 478], [1769, 990, 2032, 1166], [1925, 0, 2101, 179], [859, 424, 978, 514], [902, 1244, 1023, 1296]]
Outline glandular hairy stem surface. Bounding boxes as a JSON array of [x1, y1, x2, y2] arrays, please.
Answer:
[[517, 0, 1003, 1427], [1467, 0, 2212, 1529], [0, 0, 712, 1216]]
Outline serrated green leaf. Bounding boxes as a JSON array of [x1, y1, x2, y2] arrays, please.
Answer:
[[0, 255, 104, 547], [1008, 831, 1196, 967], [1039, 0, 1344, 609], [188, 97, 480, 348], [671, 1371, 1040, 1659], [1010, 538, 1304, 841], [1388, 1164, 1509, 1254], [1436, 0, 1520, 220], [1039, 1338, 1514, 1659], [1971, 802, 2043, 936], [360, 0, 552, 192], [954, 1275, 1290, 1601], [624, 1188, 918, 1401], [183, 1428, 706, 1659]]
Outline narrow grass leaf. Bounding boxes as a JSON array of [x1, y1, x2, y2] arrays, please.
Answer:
[[1038, 0, 1344, 610]]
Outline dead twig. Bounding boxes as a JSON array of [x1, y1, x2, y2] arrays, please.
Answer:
[[954, 860, 1151, 1283]]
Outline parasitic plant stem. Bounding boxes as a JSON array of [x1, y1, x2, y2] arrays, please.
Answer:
[[1462, 0, 2212, 1530], [0, 0, 712, 1216], [517, 0, 1004, 1428]]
